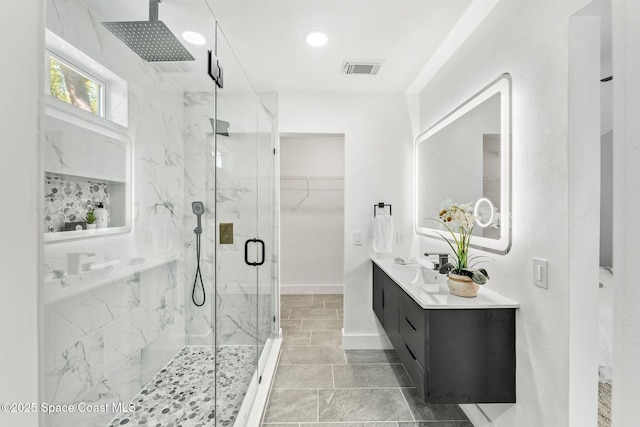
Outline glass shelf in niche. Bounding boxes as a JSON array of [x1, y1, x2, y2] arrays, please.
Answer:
[[43, 100, 131, 243]]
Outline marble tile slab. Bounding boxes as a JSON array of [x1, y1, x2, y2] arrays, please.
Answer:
[[333, 364, 413, 388], [318, 388, 413, 422]]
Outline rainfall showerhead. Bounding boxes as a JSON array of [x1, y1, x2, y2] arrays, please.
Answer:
[[102, 0, 195, 62]]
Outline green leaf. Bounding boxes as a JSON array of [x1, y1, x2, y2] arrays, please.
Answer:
[[471, 270, 488, 285]]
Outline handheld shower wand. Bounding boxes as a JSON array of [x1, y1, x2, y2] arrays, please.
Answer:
[[191, 201, 205, 306]]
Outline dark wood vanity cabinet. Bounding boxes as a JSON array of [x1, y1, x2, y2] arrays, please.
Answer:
[[373, 262, 516, 404]]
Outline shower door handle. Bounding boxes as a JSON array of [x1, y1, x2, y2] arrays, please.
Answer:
[[244, 238, 266, 267]]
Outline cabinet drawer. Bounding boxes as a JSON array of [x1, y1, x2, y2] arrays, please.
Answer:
[[400, 289, 426, 336], [399, 313, 427, 370], [398, 337, 427, 398]]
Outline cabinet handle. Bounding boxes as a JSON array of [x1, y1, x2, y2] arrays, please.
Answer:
[[405, 317, 417, 332], [405, 343, 417, 361]]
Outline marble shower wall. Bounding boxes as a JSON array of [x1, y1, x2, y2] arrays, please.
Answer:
[[43, 261, 182, 427], [43, 0, 187, 425], [183, 92, 216, 344]]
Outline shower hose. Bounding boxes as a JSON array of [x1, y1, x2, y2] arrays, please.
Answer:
[[192, 230, 205, 306]]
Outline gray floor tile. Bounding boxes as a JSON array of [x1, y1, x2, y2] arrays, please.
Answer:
[[313, 294, 344, 304], [290, 309, 339, 320], [397, 423, 474, 427], [263, 389, 318, 423], [303, 423, 398, 426], [324, 300, 344, 309], [281, 319, 302, 331], [337, 309, 343, 319], [273, 364, 334, 389], [318, 388, 413, 422], [282, 295, 314, 304], [301, 319, 343, 331], [345, 350, 401, 364], [311, 330, 342, 346], [333, 363, 413, 388], [281, 296, 324, 309], [400, 388, 469, 421], [279, 346, 346, 365], [282, 330, 311, 346], [281, 308, 291, 319], [262, 424, 300, 427]]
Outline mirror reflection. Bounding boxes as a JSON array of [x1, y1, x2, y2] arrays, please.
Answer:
[[415, 74, 511, 253]]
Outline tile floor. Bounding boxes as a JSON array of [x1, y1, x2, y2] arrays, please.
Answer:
[[262, 294, 474, 427], [108, 345, 254, 427]]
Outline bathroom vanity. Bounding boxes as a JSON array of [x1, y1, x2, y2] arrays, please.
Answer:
[[372, 258, 518, 404]]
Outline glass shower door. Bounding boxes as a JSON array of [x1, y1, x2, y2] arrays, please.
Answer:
[[213, 26, 268, 426]]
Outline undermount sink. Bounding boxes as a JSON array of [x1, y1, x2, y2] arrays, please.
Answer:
[[386, 265, 448, 287]]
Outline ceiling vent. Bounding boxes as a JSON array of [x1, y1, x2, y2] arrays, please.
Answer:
[[342, 60, 382, 75]]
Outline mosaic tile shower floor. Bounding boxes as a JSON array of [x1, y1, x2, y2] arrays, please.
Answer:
[[108, 345, 255, 427]]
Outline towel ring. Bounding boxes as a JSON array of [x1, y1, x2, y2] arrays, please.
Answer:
[[374, 203, 392, 217]]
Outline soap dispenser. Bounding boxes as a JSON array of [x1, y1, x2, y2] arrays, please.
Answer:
[[94, 202, 109, 229]]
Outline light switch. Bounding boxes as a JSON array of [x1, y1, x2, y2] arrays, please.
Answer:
[[353, 231, 362, 245], [533, 258, 548, 289]]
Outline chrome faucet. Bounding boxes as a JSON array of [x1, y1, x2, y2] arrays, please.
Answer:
[[66, 252, 95, 275], [423, 253, 449, 270]]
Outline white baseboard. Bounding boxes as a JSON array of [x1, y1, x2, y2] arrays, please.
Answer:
[[341, 329, 394, 350], [460, 404, 495, 427], [280, 284, 344, 294]]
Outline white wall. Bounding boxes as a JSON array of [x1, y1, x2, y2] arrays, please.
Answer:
[[278, 93, 414, 348], [414, 0, 598, 426], [0, 1, 42, 426], [280, 135, 345, 294], [612, 1, 640, 425], [600, 131, 613, 267]]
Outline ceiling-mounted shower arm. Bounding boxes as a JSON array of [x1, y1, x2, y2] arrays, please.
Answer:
[[149, 0, 159, 21]]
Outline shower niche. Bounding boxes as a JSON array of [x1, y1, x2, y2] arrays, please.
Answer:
[[43, 99, 132, 241]]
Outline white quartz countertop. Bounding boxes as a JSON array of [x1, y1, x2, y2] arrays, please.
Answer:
[[372, 258, 519, 309]]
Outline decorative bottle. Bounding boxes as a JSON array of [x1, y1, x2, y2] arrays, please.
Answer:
[[94, 202, 109, 229]]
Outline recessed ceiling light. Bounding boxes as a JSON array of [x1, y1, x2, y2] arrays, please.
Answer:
[[182, 31, 206, 46], [304, 31, 328, 47]]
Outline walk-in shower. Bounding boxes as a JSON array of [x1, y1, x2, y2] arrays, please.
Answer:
[[41, 0, 279, 425]]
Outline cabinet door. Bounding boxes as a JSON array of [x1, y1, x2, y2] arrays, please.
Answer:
[[372, 263, 385, 324], [382, 273, 401, 349]]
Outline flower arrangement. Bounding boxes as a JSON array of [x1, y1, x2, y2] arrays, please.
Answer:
[[434, 201, 489, 285]]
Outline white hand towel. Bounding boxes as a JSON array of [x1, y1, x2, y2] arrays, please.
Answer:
[[372, 213, 393, 253]]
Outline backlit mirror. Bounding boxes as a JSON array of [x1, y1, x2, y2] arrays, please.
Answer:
[[415, 74, 511, 254]]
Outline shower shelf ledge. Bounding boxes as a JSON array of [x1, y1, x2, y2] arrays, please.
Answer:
[[44, 256, 176, 305]]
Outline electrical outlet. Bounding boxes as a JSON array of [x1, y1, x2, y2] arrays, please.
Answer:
[[533, 258, 548, 289]]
